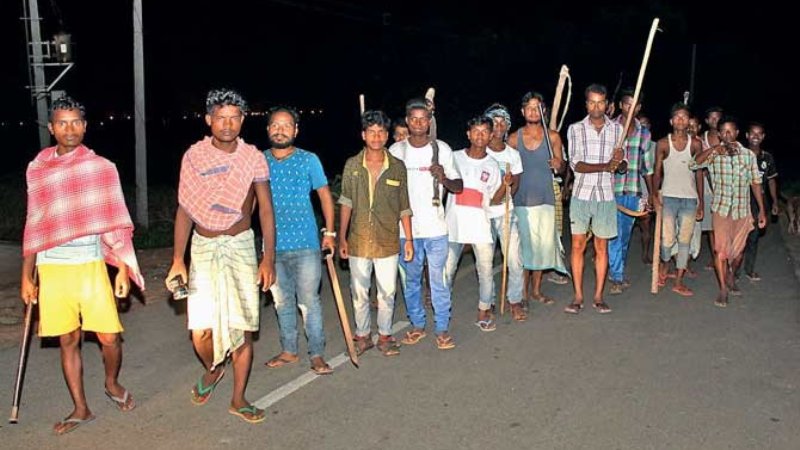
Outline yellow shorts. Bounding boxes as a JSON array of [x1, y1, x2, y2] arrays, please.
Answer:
[[37, 260, 123, 337]]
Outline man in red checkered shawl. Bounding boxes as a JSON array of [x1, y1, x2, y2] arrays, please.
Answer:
[[21, 96, 144, 435]]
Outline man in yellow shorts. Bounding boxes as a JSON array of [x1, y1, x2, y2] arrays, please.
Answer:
[[21, 96, 145, 435]]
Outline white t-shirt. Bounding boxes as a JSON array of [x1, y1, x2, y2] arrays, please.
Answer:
[[445, 150, 501, 244], [389, 139, 460, 239], [486, 144, 523, 218]]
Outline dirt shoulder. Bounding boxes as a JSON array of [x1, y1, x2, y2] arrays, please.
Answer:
[[0, 246, 174, 349]]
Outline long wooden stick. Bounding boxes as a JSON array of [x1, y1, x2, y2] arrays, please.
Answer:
[[499, 163, 511, 316], [651, 205, 662, 294], [616, 18, 660, 150], [322, 250, 359, 367], [549, 65, 569, 131], [425, 88, 441, 207], [9, 271, 37, 424]]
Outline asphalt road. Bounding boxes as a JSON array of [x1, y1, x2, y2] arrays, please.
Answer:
[[1, 228, 799, 450]]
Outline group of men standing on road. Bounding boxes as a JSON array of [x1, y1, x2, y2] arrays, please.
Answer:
[[19, 84, 779, 433]]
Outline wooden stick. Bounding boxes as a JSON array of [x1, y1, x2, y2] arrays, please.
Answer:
[[651, 205, 662, 294], [425, 87, 441, 207], [358, 94, 365, 116], [549, 65, 569, 131], [9, 271, 36, 424], [322, 249, 359, 367], [499, 162, 511, 316], [616, 18, 660, 150]]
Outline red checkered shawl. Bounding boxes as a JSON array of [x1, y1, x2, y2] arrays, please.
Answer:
[[23, 145, 145, 289], [178, 137, 269, 231]]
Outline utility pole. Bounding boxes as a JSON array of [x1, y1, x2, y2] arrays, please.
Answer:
[[22, 0, 74, 149], [24, 0, 51, 148], [133, 0, 148, 228]]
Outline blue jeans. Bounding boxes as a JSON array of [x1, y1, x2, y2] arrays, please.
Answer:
[[399, 236, 450, 334], [445, 242, 495, 310], [660, 197, 698, 269], [270, 248, 325, 358], [348, 255, 399, 337], [490, 216, 523, 304], [609, 194, 639, 282]]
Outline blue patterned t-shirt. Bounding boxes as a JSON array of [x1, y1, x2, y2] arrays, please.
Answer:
[[265, 148, 328, 252]]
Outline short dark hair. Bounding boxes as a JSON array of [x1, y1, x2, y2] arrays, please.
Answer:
[[49, 95, 86, 121], [405, 97, 429, 117], [670, 102, 691, 117], [267, 105, 300, 126], [619, 87, 643, 104], [466, 115, 493, 131], [748, 121, 765, 132], [705, 106, 724, 118], [205, 88, 248, 115], [361, 110, 391, 131], [718, 115, 738, 130], [521, 92, 546, 109], [585, 83, 608, 99]]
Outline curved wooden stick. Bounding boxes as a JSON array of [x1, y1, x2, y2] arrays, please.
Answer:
[[550, 65, 569, 131], [322, 249, 359, 367], [616, 204, 650, 217], [616, 18, 660, 150]]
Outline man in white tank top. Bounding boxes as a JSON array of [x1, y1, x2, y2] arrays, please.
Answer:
[[653, 104, 704, 296]]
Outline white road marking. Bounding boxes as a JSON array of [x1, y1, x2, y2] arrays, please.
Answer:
[[254, 260, 501, 410]]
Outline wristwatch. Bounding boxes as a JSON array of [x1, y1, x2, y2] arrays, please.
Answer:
[[320, 228, 337, 238]]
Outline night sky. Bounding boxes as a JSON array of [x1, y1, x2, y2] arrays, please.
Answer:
[[2, 0, 796, 183]]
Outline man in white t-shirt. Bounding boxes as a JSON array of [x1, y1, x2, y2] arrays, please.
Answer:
[[445, 116, 504, 331], [389, 98, 463, 350], [484, 104, 526, 321]]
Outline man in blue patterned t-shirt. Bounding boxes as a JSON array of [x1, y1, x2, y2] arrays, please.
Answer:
[[263, 106, 336, 375]]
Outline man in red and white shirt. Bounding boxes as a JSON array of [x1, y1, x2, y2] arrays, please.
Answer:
[[444, 116, 503, 331]]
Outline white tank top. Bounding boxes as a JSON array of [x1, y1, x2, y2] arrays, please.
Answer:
[[661, 134, 697, 199]]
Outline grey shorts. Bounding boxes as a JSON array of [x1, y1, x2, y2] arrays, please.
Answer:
[[569, 198, 618, 239]]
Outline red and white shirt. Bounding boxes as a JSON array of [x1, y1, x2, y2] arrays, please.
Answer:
[[446, 150, 501, 244]]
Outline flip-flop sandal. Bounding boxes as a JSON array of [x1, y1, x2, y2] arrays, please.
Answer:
[[475, 318, 496, 332], [436, 334, 456, 350], [191, 368, 225, 406], [105, 389, 136, 412], [228, 404, 266, 424], [564, 303, 583, 314], [352, 335, 375, 355], [310, 362, 334, 375], [746, 272, 761, 282], [714, 298, 729, 308], [532, 294, 556, 305], [54, 415, 96, 436], [593, 302, 612, 314], [509, 303, 528, 322], [671, 285, 694, 297], [377, 337, 401, 357], [265, 353, 299, 368], [400, 329, 427, 345]]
